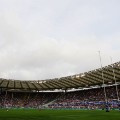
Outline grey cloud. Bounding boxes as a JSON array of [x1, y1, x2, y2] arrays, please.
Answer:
[[0, 0, 120, 80]]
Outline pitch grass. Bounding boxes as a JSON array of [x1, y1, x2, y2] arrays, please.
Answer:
[[0, 109, 120, 120]]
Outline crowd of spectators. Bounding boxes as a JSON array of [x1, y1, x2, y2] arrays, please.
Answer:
[[48, 86, 120, 110], [0, 92, 59, 108], [0, 85, 120, 110]]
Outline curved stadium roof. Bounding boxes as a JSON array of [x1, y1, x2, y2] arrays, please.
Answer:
[[0, 61, 120, 91]]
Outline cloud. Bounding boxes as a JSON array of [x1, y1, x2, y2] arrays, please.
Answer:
[[0, 0, 120, 80]]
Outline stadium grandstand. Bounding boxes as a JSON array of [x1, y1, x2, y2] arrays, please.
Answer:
[[0, 61, 120, 110]]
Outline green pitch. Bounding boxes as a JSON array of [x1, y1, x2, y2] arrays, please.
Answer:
[[0, 109, 120, 120]]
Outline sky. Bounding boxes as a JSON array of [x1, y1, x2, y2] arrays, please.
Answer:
[[0, 0, 120, 80]]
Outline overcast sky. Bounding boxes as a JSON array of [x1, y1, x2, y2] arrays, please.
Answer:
[[0, 0, 120, 80]]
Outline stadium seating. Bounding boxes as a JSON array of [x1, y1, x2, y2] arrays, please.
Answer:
[[0, 85, 120, 109], [0, 61, 120, 110]]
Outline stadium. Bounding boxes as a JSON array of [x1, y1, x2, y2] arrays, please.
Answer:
[[1, 0, 120, 120], [0, 61, 120, 120]]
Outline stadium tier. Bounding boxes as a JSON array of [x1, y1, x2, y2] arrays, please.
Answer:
[[0, 61, 120, 91], [0, 85, 120, 109], [0, 61, 120, 110]]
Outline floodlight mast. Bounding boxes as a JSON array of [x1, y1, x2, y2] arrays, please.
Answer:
[[98, 51, 107, 103], [110, 57, 119, 102]]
